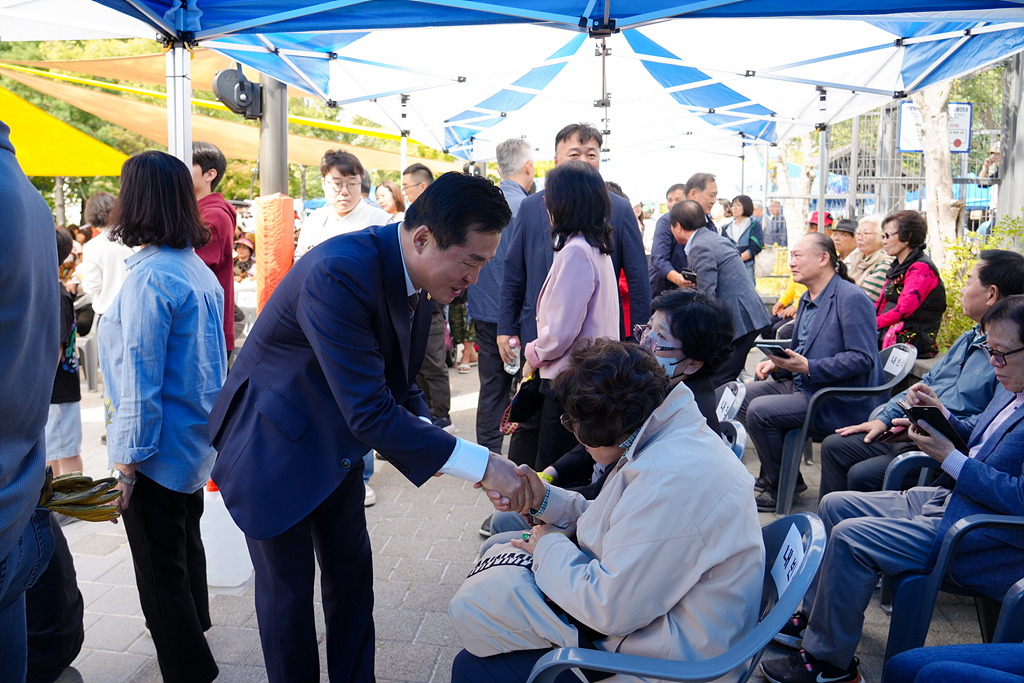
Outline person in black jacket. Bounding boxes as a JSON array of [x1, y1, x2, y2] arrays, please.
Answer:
[[480, 288, 734, 542]]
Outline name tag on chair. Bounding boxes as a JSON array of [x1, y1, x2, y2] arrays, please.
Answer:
[[716, 390, 734, 422], [771, 524, 805, 597], [884, 347, 910, 376]]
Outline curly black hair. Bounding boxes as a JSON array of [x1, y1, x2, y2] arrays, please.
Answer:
[[553, 339, 669, 447]]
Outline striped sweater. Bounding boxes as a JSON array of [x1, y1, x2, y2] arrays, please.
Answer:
[[847, 247, 892, 304]]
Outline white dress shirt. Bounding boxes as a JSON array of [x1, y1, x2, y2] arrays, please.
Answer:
[[74, 228, 136, 315], [295, 201, 393, 260]]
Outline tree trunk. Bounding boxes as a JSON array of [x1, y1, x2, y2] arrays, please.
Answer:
[[911, 84, 961, 270], [54, 176, 66, 228], [299, 164, 307, 203], [770, 132, 816, 247]]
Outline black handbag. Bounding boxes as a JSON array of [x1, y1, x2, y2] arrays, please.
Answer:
[[500, 374, 543, 434]]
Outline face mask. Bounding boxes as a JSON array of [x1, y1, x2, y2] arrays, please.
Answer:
[[654, 355, 683, 379]]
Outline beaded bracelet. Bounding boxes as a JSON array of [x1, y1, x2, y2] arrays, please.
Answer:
[[530, 483, 551, 517]]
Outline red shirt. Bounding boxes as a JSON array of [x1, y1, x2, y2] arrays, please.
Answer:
[[196, 193, 237, 350]]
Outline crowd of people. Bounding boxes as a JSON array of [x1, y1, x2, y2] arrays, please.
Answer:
[[2, 111, 1023, 683]]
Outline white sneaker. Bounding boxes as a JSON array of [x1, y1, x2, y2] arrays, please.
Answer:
[[364, 484, 376, 507]]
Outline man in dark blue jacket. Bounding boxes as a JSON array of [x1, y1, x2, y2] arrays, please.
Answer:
[[761, 295, 1024, 683], [497, 122, 650, 466], [737, 232, 885, 511], [648, 173, 719, 298], [209, 173, 527, 683]]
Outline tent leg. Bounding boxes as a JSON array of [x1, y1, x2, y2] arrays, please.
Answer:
[[401, 133, 408, 174], [998, 53, 1022, 224], [849, 115, 859, 219], [818, 126, 828, 221], [259, 73, 289, 196], [166, 42, 192, 167]]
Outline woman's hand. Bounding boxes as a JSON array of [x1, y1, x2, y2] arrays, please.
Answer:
[[111, 463, 139, 522], [521, 359, 535, 379], [515, 464, 549, 512], [772, 300, 785, 316], [510, 524, 569, 555], [783, 305, 798, 319], [741, 250, 752, 262]]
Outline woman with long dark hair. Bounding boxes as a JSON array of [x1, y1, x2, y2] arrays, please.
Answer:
[[101, 150, 225, 683], [522, 161, 619, 471], [876, 210, 947, 358], [720, 194, 765, 282]]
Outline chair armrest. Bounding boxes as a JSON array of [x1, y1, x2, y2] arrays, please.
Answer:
[[926, 515, 1024, 594], [994, 576, 1024, 643], [882, 453, 938, 491], [794, 382, 895, 450], [527, 645, 755, 683]]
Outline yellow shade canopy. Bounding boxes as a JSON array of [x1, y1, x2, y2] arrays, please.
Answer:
[[0, 85, 129, 176]]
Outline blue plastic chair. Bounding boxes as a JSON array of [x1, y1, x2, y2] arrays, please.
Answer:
[[720, 419, 748, 460], [715, 382, 747, 422], [526, 513, 826, 683], [774, 343, 917, 516]]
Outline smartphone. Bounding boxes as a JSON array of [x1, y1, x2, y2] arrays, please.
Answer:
[[877, 425, 908, 442], [679, 268, 697, 283], [756, 343, 789, 357]]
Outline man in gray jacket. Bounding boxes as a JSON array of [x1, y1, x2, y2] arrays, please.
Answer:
[[669, 199, 769, 386]]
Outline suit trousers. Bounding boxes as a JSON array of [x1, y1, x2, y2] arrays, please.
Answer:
[[474, 321, 515, 452], [800, 489, 944, 669], [121, 473, 217, 683], [508, 410, 542, 468], [246, 462, 374, 683], [818, 433, 921, 501], [882, 644, 1024, 683], [536, 390, 580, 473], [713, 328, 762, 387], [417, 301, 451, 420], [737, 379, 809, 489]]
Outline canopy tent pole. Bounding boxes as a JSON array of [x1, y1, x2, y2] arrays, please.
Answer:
[[998, 53, 1021, 225], [849, 115, 860, 218], [400, 93, 409, 171], [259, 73, 289, 195], [165, 42, 193, 167], [763, 146, 771, 206], [818, 127, 828, 225]]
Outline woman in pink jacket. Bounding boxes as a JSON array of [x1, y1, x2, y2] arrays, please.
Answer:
[[523, 160, 620, 470]]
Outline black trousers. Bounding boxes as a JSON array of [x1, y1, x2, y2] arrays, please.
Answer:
[[536, 386, 580, 472], [736, 378, 809, 490], [26, 514, 83, 683], [417, 300, 451, 420], [122, 472, 217, 683], [246, 462, 374, 683], [713, 328, 762, 388], [474, 321, 515, 452], [818, 433, 921, 502], [508, 410, 542, 468]]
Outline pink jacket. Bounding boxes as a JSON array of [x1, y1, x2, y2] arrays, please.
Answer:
[[525, 235, 619, 379]]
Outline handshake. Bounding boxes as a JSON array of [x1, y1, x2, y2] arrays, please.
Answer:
[[473, 453, 549, 515]]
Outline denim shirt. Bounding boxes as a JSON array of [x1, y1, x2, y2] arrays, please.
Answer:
[[877, 325, 997, 425], [100, 245, 226, 494]]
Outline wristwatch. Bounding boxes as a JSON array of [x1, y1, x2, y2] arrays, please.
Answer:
[[111, 469, 137, 486]]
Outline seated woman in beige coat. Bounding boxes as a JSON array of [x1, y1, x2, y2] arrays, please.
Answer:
[[452, 340, 765, 683]]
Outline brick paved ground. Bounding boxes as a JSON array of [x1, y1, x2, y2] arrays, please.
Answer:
[[62, 350, 982, 682]]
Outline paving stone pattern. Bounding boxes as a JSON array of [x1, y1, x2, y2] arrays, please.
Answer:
[[65, 354, 981, 682]]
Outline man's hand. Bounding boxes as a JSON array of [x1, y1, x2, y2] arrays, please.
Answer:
[[835, 419, 889, 443], [513, 464, 549, 511], [770, 349, 810, 376], [667, 271, 696, 288], [474, 452, 528, 513], [497, 335, 520, 365], [783, 305, 798, 319], [907, 421, 957, 464], [756, 359, 775, 381], [906, 383, 944, 411]]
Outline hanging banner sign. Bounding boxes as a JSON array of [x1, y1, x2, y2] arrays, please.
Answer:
[[898, 101, 973, 154]]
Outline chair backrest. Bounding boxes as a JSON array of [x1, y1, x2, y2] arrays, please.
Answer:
[[719, 420, 747, 460], [879, 343, 918, 385], [715, 381, 747, 422], [729, 513, 827, 683]]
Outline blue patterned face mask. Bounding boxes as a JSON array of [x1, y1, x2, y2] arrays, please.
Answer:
[[654, 354, 683, 379]]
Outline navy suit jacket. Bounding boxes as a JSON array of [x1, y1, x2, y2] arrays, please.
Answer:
[[929, 390, 1024, 599], [498, 189, 650, 343], [209, 224, 456, 539], [784, 274, 886, 433], [649, 213, 718, 299]]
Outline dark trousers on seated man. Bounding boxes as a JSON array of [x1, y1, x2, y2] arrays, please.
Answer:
[[737, 378, 812, 491], [818, 434, 923, 501]]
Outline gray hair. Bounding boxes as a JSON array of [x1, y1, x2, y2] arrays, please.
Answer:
[[496, 138, 532, 178], [753, 200, 764, 210]]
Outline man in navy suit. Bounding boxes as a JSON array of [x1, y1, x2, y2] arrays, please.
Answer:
[[648, 173, 719, 299], [209, 173, 525, 683], [497, 122, 651, 467], [760, 294, 1024, 683]]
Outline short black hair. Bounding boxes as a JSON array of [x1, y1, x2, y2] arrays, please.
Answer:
[[55, 227, 74, 265], [361, 171, 372, 196], [651, 288, 734, 380], [321, 150, 364, 178], [666, 183, 686, 196], [982, 294, 1024, 342], [669, 199, 707, 232], [554, 123, 603, 149], [554, 339, 669, 447], [402, 172, 511, 250], [684, 172, 715, 196], [732, 194, 753, 217], [109, 151, 210, 250], [883, 210, 928, 250], [977, 250, 1024, 298], [84, 191, 117, 228], [805, 232, 855, 283], [403, 163, 434, 185], [544, 161, 614, 255], [192, 141, 227, 192]]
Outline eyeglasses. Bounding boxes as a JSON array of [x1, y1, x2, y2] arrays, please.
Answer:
[[881, 230, 900, 240], [632, 324, 682, 353], [981, 342, 1024, 367], [560, 414, 643, 450], [401, 183, 420, 193], [322, 176, 362, 193]]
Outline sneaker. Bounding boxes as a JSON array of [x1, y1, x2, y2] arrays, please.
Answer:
[[755, 488, 779, 513], [364, 484, 376, 507], [773, 611, 808, 650], [479, 514, 493, 538], [754, 475, 770, 493], [761, 650, 861, 683]]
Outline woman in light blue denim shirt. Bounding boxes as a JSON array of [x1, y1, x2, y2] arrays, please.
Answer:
[[100, 151, 226, 683]]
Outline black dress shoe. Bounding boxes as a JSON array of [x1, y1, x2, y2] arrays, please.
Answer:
[[755, 488, 779, 513]]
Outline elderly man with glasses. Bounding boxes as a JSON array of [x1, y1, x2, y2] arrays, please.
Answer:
[[294, 150, 392, 260]]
